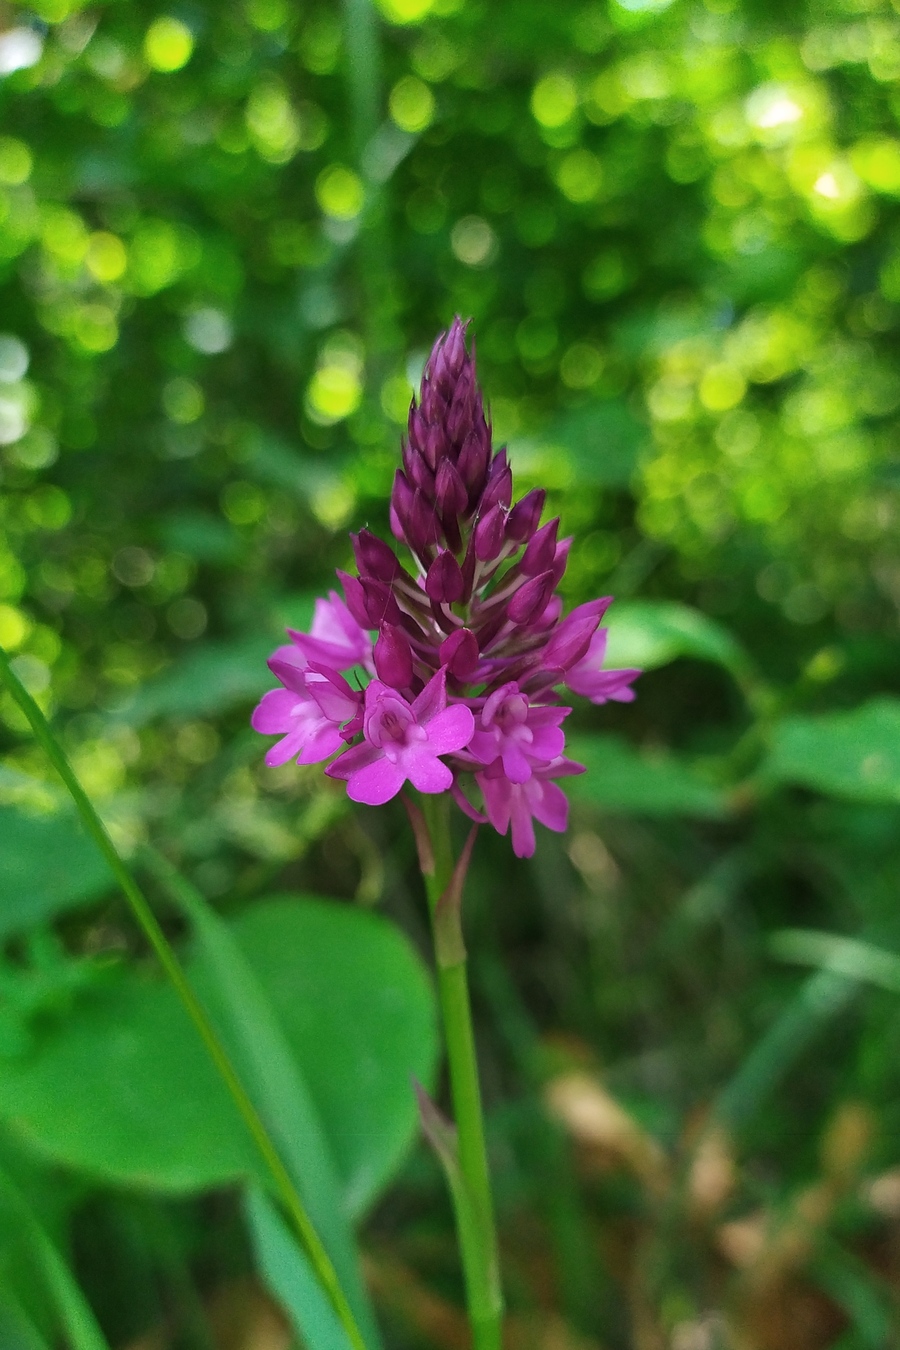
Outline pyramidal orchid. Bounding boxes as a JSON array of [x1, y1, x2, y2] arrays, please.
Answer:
[[252, 316, 640, 858], [252, 318, 642, 1349]]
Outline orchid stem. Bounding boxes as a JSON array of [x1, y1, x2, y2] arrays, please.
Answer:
[[419, 793, 503, 1350]]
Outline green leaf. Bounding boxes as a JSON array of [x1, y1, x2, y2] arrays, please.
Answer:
[[112, 636, 276, 726], [763, 698, 900, 804], [0, 897, 438, 1215], [567, 734, 729, 818], [161, 867, 380, 1346], [604, 601, 749, 676], [246, 1187, 353, 1350], [770, 928, 900, 994], [0, 1168, 110, 1350], [0, 806, 112, 942]]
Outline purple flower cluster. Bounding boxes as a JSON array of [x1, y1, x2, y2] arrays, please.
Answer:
[[253, 319, 639, 857]]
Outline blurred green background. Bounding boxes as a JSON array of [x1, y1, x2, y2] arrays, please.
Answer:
[[3, 0, 900, 1345]]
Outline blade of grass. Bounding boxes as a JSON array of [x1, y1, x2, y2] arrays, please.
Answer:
[[714, 966, 857, 1132], [142, 847, 381, 1350], [0, 645, 367, 1350], [771, 928, 900, 993], [0, 1167, 109, 1350], [246, 1186, 353, 1350]]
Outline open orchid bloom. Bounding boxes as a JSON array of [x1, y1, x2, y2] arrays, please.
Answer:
[[253, 317, 640, 856]]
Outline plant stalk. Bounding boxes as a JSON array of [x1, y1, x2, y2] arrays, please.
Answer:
[[419, 793, 503, 1350]]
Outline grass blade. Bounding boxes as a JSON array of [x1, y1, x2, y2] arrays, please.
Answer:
[[143, 848, 381, 1350]]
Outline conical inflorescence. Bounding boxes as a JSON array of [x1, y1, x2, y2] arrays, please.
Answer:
[[253, 318, 639, 857]]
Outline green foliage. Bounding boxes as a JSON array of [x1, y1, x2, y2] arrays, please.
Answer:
[[2, 0, 900, 1341], [765, 698, 900, 804], [567, 732, 728, 817], [0, 897, 436, 1211], [0, 805, 112, 941]]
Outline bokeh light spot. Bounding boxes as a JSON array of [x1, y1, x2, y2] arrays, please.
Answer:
[[315, 165, 365, 220], [143, 17, 194, 73], [389, 75, 435, 133]]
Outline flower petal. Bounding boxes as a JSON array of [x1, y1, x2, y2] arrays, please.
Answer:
[[264, 728, 306, 767], [404, 748, 453, 795], [424, 703, 475, 755], [296, 723, 346, 764], [346, 756, 407, 805], [529, 779, 569, 833], [411, 667, 448, 724], [251, 688, 299, 734]]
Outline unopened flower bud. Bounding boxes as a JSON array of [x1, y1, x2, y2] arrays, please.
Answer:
[[480, 460, 513, 513], [374, 623, 414, 689], [440, 627, 480, 680], [435, 458, 468, 518], [408, 490, 441, 555], [506, 488, 545, 543], [520, 518, 559, 577], [354, 530, 401, 585], [404, 443, 436, 494], [474, 503, 506, 561], [551, 537, 573, 587], [425, 550, 465, 604], [337, 570, 372, 629], [457, 429, 491, 497], [542, 598, 612, 670], [361, 578, 403, 628], [508, 570, 556, 625]]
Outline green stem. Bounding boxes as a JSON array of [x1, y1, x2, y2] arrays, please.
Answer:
[[0, 647, 367, 1350], [419, 794, 503, 1350]]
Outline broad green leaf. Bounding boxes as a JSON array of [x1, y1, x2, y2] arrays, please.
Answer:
[[604, 601, 748, 676], [246, 1187, 352, 1350], [0, 806, 112, 942], [113, 637, 275, 726], [763, 698, 900, 804], [0, 897, 437, 1215], [567, 734, 729, 818]]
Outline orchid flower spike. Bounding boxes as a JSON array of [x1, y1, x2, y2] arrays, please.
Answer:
[[253, 317, 640, 856]]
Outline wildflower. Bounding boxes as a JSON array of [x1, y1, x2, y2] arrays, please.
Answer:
[[253, 317, 640, 855], [326, 669, 474, 804], [251, 661, 360, 766]]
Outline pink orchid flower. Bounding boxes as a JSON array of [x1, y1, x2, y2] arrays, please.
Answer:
[[251, 660, 360, 767], [467, 682, 569, 783], [273, 591, 373, 674], [476, 757, 583, 859], [326, 669, 475, 806], [564, 629, 640, 705]]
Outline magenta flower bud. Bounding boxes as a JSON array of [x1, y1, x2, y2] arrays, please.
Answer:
[[374, 623, 414, 689], [520, 518, 559, 577], [404, 443, 436, 494], [508, 570, 555, 625], [480, 462, 513, 513], [337, 570, 372, 629], [551, 537, 573, 587], [474, 503, 506, 562], [457, 430, 491, 495], [361, 578, 403, 628], [435, 458, 468, 519], [440, 627, 479, 680], [506, 488, 546, 544], [425, 550, 465, 604], [433, 318, 468, 390], [542, 597, 612, 671], [353, 530, 402, 585], [408, 489, 441, 555]]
